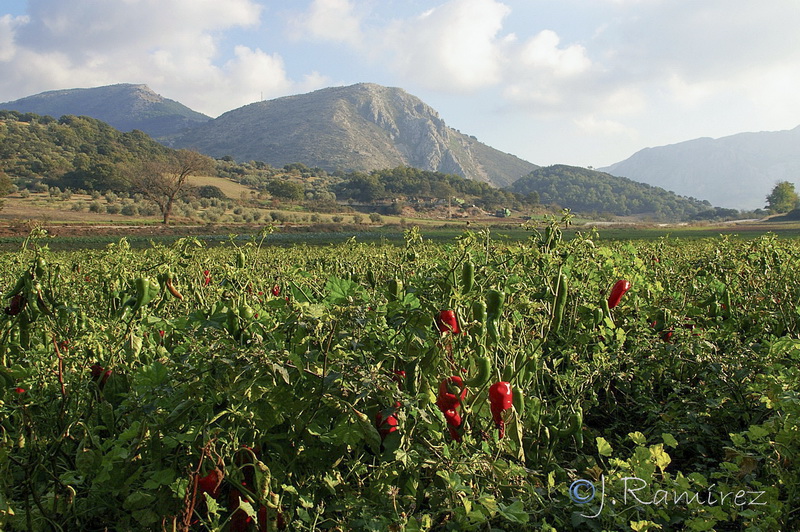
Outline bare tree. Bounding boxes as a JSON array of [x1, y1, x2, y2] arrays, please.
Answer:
[[129, 150, 214, 224]]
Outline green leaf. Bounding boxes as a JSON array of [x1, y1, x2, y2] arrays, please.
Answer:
[[629, 431, 647, 445], [662, 433, 678, 448], [497, 500, 529, 524], [650, 444, 671, 473], [596, 436, 613, 457]]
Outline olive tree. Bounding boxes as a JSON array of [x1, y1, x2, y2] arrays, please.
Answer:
[[127, 150, 214, 224], [765, 181, 799, 214]]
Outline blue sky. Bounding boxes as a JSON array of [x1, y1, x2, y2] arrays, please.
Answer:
[[2, 0, 799, 168]]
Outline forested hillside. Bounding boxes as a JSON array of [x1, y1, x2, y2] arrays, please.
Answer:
[[511, 165, 713, 220], [0, 110, 172, 191]]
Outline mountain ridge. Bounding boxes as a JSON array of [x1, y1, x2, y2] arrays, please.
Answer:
[[600, 126, 800, 210], [166, 83, 538, 188], [0, 83, 211, 138]]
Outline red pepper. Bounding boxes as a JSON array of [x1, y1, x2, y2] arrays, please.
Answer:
[[228, 489, 250, 532], [435, 310, 461, 334], [90, 364, 111, 388], [14, 387, 25, 394], [203, 270, 211, 286], [4, 293, 26, 316], [442, 408, 461, 427], [436, 376, 467, 412], [607, 279, 631, 309], [375, 410, 399, 440], [489, 381, 513, 438], [272, 284, 281, 297], [197, 468, 223, 499], [392, 369, 406, 389], [443, 409, 462, 441]]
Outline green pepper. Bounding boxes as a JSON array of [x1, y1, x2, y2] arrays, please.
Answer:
[[239, 304, 254, 320], [464, 353, 491, 387], [387, 279, 403, 301], [461, 261, 474, 294], [486, 290, 505, 321], [512, 387, 524, 416], [134, 277, 150, 310], [486, 319, 500, 346], [236, 250, 246, 269], [35, 257, 47, 279], [472, 300, 487, 324], [551, 273, 568, 334]]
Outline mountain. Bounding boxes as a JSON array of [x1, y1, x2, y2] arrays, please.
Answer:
[[167, 83, 537, 188], [511, 164, 711, 220], [0, 83, 211, 138], [600, 126, 800, 210]]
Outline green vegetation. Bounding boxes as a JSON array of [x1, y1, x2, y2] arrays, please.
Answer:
[[765, 181, 799, 214], [0, 110, 172, 191], [1, 227, 799, 530], [512, 164, 726, 221], [334, 166, 529, 212]]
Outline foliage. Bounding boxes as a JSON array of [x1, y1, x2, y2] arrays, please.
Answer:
[[125, 149, 215, 224], [765, 181, 799, 214], [197, 185, 226, 199], [0, 228, 798, 530], [335, 166, 529, 211], [0, 111, 173, 191], [512, 164, 714, 220]]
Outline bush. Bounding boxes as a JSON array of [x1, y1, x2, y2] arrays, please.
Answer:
[[19, 190, 30, 199], [105, 204, 121, 215], [88, 201, 103, 213], [138, 203, 160, 216], [353, 214, 364, 224], [332, 215, 344, 223], [369, 212, 383, 223], [198, 185, 226, 199], [121, 204, 139, 216]]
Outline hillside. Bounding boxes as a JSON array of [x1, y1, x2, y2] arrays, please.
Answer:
[[600, 126, 800, 210], [511, 164, 712, 220], [0, 84, 211, 138], [0, 110, 173, 190], [167, 83, 537, 188]]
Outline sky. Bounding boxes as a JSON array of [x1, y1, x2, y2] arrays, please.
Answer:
[[1, 0, 799, 168]]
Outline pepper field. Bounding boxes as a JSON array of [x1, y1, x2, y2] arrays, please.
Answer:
[[1, 224, 799, 531]]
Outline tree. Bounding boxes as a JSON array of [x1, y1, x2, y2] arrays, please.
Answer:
[[765, 181, 799, 214], [128, 149, 214, 224], [0, 171, 13, 211]]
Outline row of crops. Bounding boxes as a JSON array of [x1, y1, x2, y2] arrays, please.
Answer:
[[1, 223, 799, 531]]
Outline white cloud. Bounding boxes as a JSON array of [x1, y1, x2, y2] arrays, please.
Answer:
[[574, 115, 638, 138], [517, 30, 590, 78], [289, 0, 363, 46], [0, 0, 333, 116], [0, 14, 25, 61], [381, 0, 511, 91]]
